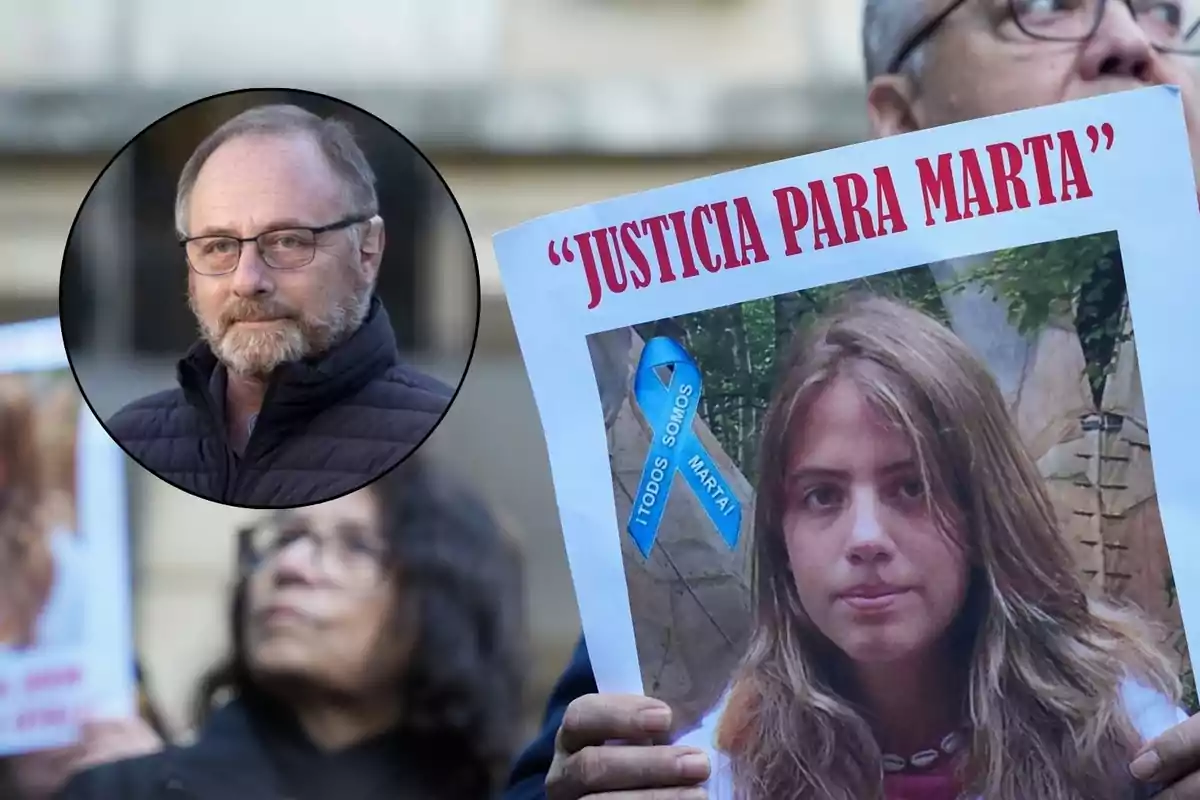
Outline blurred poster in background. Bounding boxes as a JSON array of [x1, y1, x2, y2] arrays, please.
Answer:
[[0, 318, 134, 755]]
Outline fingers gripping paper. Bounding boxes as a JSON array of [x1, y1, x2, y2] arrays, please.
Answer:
[[495, 88, 1200, 797]]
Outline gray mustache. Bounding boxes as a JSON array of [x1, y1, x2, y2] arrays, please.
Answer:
[[220, 302, 297, 328]]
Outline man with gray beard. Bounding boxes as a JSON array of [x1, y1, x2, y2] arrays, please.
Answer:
[[106, 104, 453, 508]]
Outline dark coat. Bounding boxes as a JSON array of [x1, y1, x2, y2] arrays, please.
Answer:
[[503, 637, 595, 800], [57, 699, 461, 800], [106, 298, 453, 507]]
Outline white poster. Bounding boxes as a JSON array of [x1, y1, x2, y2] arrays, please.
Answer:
[[0, 317, 135, 755], [493, 87, 1200, 796]]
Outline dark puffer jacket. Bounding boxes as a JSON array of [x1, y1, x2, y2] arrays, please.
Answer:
[[106, 297, 454, 507]]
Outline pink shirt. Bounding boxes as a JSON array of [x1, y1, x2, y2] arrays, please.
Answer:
[[883, 762, 960, 800], [683, 677, 1187, 800]]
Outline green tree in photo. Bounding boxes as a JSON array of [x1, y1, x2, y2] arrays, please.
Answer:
[[952, 231, 1127, 404], [635, 265, 945, 483], [953, 230, 1195, 713], [643, 231, 1128, 479]]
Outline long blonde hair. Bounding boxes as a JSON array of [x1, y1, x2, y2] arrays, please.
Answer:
[[716, 295, 1178, 800], [0, 374, 53, 648]]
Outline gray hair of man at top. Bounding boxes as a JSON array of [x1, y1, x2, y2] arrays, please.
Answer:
[[173, 103, 380, 237], [862, 0, 930, 81]]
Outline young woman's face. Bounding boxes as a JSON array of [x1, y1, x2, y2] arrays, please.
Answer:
[[781, 376, 970, 666]]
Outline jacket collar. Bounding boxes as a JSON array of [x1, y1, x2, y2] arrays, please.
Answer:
[[157, 700, 283, 798], [159, 697, 435, 800], [177, 295, 398, 437]]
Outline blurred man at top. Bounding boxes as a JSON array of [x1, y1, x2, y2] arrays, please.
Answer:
[[506, 2, 1200, 800], [106, 104, 453, 508], [58, 456, 527, 800], [861, 0, 1200, 185]]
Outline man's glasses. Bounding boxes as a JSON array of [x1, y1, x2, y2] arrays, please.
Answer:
[[889, 0, 1200, 75], [180, 215, 370, 277], [237, 517, 390, 584]]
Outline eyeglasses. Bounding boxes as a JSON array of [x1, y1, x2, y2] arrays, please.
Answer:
[[180, 215, 371, 276], [237, 517, 390, 584], [889, 0, 1200, 76]]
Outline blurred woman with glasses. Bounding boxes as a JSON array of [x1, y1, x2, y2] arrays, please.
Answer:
[[57, 456, 528, 800]]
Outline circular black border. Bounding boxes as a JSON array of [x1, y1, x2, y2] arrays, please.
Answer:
[[59, 86, 483, 511]]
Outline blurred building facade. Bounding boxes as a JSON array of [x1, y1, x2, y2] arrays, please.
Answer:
[[0, 0, 868, 740]]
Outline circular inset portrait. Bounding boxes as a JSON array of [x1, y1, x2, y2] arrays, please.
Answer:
[[60, 89, 480, 509]]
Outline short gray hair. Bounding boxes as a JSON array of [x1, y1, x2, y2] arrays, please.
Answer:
[[862, 0, 929, 81], [174, 104, 379, 236]]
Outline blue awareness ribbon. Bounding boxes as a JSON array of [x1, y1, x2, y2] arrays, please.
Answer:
[[626, 336, 743, 557]]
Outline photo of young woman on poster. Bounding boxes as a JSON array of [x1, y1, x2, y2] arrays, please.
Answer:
[[0, 373, 87, 656], [0, 375, 55, 650], [0, 319, 134, 757], [713, 296, 1186, 800]]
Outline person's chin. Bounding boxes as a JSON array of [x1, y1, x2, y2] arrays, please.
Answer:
[[219, 337, 303, 375], [249, 640, 319, 676], [835, 627, 924, 664]]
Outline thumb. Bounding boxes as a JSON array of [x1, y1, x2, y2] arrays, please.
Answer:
[[1131, 716, 1200, 785]]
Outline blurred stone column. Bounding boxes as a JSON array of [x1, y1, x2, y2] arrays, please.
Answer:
[[77, 151, 135, 361], [424, 173, 477, 361], [930, 255, 1101, 588], [930, 255, 1180, 670]]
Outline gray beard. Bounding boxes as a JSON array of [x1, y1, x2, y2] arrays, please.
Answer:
[[191, 285, 373, 379]]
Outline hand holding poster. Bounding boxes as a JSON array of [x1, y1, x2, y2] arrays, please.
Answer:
[[494, 88, 1200, 799], [0, 318, 134, 756]]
